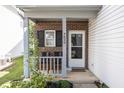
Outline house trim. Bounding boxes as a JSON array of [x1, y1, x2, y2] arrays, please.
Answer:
[[68, 30, 86, 68], [23, 17, 30, 78], [62, 17, 67, 77]]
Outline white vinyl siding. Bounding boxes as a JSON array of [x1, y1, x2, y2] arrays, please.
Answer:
[[88, 5, 124, 87]]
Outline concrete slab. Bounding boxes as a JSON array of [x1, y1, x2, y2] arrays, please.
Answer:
[[73, 84, 97, 88], [56, 70, 98, 88], [56, 70, 98, 84], [0, 62, 13, 71], [0, 71, 9, 78]]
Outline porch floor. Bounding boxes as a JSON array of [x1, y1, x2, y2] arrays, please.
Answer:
[[56, 70, 98, 88]]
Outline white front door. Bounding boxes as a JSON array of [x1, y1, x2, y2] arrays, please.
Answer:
[[68, 30, 85, 68]]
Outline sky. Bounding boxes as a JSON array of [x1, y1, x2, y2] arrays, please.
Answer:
[[0, 6, 23, 58]]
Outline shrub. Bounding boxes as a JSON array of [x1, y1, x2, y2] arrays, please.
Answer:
[[56, 80, 73, 88], [45, 81, 58, 88], [10, 71, 53, 88], [45, 80, 73, 88], [11, 81, 31, 88], [9, 71, 73, 88], [0, 81, 11, 88]]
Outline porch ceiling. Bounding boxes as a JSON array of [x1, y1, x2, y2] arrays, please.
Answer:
[[16, 5, 101, 12], [16, 5, 101, 19]]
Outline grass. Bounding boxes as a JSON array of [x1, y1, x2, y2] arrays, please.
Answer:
[[0, 56, 23, 85]]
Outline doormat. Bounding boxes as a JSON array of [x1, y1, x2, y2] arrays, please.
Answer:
[[72, 69, 85, 72]]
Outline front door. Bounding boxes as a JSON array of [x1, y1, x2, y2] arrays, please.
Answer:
[[68, 30, 85, 68]]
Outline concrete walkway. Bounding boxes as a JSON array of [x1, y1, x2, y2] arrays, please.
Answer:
[[56, 70, 98, 88], [0, 62, 13, 71], [73, 84, 97, 88], [0, 62, 12, 78], [0, 71, 9, 78]]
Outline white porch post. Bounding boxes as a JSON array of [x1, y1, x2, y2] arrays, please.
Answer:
[[23, 17, 30, 78], [62, 17, 67, 77]]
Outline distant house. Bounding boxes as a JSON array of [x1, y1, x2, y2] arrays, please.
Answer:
[[1, 5, 24, 59], [0, 6, 23, 71], [7, 40, 24, 58], [0, 57, 6, 66]]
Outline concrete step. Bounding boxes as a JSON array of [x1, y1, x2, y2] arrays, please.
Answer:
[[73, 83, 98, 88], [69, 79, 95, 84]]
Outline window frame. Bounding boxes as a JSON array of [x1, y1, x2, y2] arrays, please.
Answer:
[[45, 30, 56, 47]]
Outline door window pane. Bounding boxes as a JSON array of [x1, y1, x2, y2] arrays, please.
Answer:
[[71, 34, 82, 46], [71, 47, 82, 59]]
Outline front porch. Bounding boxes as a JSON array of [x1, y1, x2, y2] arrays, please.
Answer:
[[30, 18, 88, 77], [18, 5, 101, 79], [31, 56, 99, 87]]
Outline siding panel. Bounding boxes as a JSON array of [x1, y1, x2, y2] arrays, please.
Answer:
[[88, 5, 124, 87]]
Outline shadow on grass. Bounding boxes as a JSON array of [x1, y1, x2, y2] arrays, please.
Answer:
[[0, 56, 23, 86]]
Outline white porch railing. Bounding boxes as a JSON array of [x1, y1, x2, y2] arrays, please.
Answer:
[[31, 56, 62, 76]]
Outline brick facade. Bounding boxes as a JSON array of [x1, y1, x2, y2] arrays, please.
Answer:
[[36, 21, 88, 53], [36, 21, 88, 31], [36, 21, 88, 68]]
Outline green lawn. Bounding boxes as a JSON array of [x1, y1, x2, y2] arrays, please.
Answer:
[[0, 56, 23, 85]]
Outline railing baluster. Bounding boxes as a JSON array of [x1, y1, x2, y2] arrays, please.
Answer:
[[43, 58, 45, 72], [35, 57, 62, 75], [45, 59, 46, 71], [50, 58, 52, 74], [53, 58, 55, 74], [57, 58, 59, 74], [46, 58, 48, 73], [60, 58, 62, 73]]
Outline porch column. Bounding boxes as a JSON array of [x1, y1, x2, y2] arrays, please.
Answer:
[[23, 17, 30, 78], [62, 17, 67, 77]]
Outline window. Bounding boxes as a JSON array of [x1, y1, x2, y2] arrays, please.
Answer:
[[45, 30, 56, 47]]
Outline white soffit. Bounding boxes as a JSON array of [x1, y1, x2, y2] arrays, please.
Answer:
[[16, 5, 102, 12]]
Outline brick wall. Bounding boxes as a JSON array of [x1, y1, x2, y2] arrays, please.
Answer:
[[67, 21, 88, 30], [36, 21, 88, 31]]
